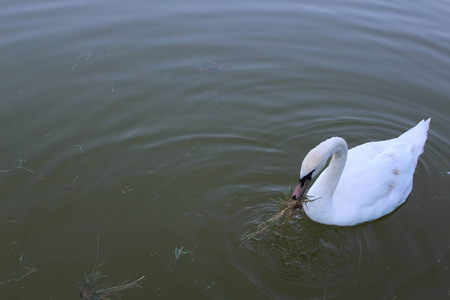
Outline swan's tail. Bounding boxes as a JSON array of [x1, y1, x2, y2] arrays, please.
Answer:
[[398, 118, 430, 157]]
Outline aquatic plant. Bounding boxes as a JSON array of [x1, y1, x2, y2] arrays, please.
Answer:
[[241, 189, 314, 242], [78, 237, 145, 300]]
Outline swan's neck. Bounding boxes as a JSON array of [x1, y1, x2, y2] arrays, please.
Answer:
[[320, 138, 348, 196], [306, 138, 348, 219]]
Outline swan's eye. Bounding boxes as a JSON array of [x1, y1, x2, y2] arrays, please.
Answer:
[[300, 169, 314, 186]]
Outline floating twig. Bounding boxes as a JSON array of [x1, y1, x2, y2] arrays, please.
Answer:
[[0, 159, 44, 180], [72, 50, 98, 70], [184, 212, 205, 218], [68, 145, 84, 154], [104, 45, 119, 52], [162, 73, 169, 83], [121, 186, 134, 194], [62, 176, 78, 191], [185, 61, 224, 72], [167, 244, 198, 271]]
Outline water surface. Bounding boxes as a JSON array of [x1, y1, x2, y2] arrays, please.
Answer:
[[1, 0, 449, 299]]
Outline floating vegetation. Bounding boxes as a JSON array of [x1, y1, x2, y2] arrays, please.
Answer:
[[72, 45, 119, 71], [79, 271, 145, 300], [0, 159, 44, 180], [120, 185, 134, 195], [241, 189, 314, 243], [72, 50, 97, 70], [62, 176, 79, 191], [68, 144, 84, 154], [73, 50, 94, 60], [167, 244, 198, 272], [78, 237, 145, 300], [185, 61, 224, 72], [104, 45, 120, 52], [206, 89, 228, 107], [200, 62, 224, 72], [0, 265, 38, 286], [162, 73, 170, 83]]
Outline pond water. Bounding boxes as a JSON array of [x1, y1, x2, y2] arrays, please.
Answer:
[[1, 0, 449, 299]]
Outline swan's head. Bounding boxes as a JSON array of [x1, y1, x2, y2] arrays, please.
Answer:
[[291, 143, 328, 200]]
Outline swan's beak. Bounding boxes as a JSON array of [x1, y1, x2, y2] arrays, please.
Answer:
[[292, 179, 310, 200]]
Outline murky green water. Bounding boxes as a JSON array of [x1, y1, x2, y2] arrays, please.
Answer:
[[1, 0, 449, 299]]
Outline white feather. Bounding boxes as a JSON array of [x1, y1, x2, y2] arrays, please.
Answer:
[[299, 119, 430, 226]]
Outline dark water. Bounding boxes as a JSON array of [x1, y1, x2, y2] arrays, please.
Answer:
[[1, 0, 449, 299]]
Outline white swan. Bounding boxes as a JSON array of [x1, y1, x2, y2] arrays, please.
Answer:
[[292, 119, 430, 226]]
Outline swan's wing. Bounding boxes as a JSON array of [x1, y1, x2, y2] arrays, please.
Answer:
[[333, 140, 417, 222]]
